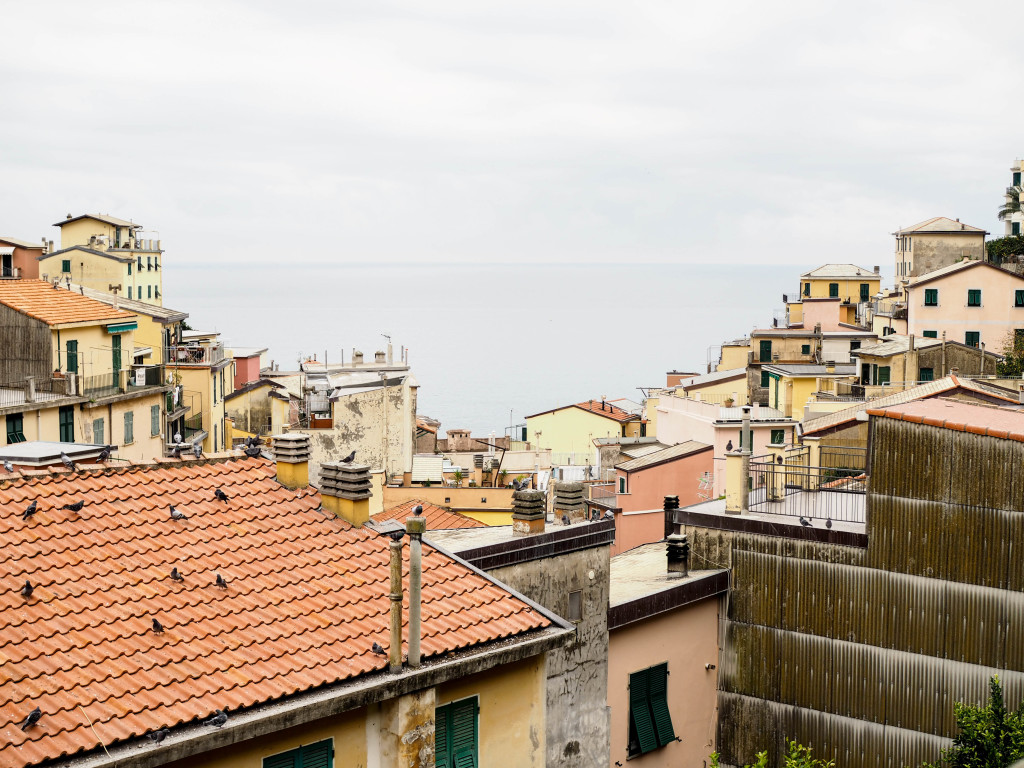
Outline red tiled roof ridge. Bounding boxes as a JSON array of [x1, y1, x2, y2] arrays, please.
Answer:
[[867, 397, 1024, 442]]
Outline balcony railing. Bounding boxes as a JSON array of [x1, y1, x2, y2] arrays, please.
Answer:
[[183, 412, 204, 439], [165, 344, 225, 366], [749, 458, 866, 524]]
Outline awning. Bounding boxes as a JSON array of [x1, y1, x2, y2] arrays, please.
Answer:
[[411, 455, 444, 483], [105, 321, 138, 333]]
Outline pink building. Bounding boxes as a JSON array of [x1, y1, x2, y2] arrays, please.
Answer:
[[608, 543, 728, 766], [906, 259, 1024, 352], [655, 396, 797, 497], [231, 346, 267, 391], [0, 236, 44, 279], [609, 442, 713, 556]]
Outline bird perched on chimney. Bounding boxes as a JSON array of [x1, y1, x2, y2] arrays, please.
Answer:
[[170, 568, 184, 582], [170, 505, 187, 520], [215, 573, 228, 589], [22, 499, 37, 520], [387, 529, 404, 542], [20, 580, 33, 599], [60, 452, 76, 471], [412, 504, 423, 516], [205, 709, 228, 728], [62, 500, 84, 512], [19, 707, 41, 731], [341, 450, 356, 463], [148, 728, 170, 743], [512, 479, 522, 491], [371, 642, 387, 656], [726, 440, 734, 452], [244, 445, 261, 458], [561, 514, 570, 526], [152, 618, 165, 633], [214, 488, 229, 502]]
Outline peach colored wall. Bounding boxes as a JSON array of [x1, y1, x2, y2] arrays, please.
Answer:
[[608, 510, 664, 557], [1, 244, 42, 279], [234, 355, 261, 390], [799, 298, 845, 331], [907, 264, 1024, 351], [615, 450, 713, 514], [608, 595, 721, 767]]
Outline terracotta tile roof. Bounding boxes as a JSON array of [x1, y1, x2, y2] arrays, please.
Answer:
[[893, 216, 987, 234], [866, 397, 1024, 440], [0, 280, 135, 326], [373, 499, 487, 530], [0, 457, 548, 768]]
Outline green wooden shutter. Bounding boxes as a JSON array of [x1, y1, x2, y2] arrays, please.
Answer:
[[112, 334, 122, 372], [860, 283, 869, 301], [923, 330, 937, 338], [451, 699, 478, 768], [435, 704, 451, 768], [59, 405, 74, 442], [67, 340, 78, 374], [829, 282, 838, 297], [629, 669, 658, 754], [151, 404, 160, 436], [759, 340, 772, 362], [262, 750, 298, 768], [877, 366, 890, 385], [648, 662, 676, 747], [93, 418, 104, 445], [299, 740, 332, 768], [124, 411, 134, 443]]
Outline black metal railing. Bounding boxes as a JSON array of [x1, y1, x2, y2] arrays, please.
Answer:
[[749, 459, 866, 523]]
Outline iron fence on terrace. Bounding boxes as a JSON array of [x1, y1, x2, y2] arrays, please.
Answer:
[[749, 457, 866, 524]]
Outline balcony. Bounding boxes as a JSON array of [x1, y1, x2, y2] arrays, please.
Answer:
[[165, 344, 226, 366], [0, 366, 166, 410], [81, 365, 167, 399]]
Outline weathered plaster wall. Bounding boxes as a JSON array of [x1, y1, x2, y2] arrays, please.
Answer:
[[489, 546, 611, 768]]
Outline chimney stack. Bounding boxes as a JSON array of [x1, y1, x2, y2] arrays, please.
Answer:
[[874, 265, 880, 274], [553, 482, 585, 524], [388, 532, 404, 673], [666, 532, 690, 578], [825, 360, 836, 374], [320, 460, 373, 525], [511, 489, 546, 536], [473, 453, 484, 487], [405, 514, 426, 669], [375, 350, 386, 363], [273, 433, 311, 489], [663, 495, 679, 539], [353, 350, 364, 365]]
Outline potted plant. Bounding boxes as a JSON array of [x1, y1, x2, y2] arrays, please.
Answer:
[[498, 469, 508, 487], [724, 397, 735, 408], [453, 469, 463, 488]]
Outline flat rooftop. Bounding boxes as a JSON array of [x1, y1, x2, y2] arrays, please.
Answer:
[[610, 542, 723, 606]]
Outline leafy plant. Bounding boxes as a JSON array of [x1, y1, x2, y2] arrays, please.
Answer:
[[997, 187, 1023, 223], [709, 740, 832, 768], [985, 235, 1024, 265], [922, 676, 1024, 768], [997, 329, 1024, 378], [498, 469, 508, 486], [452, 469, 463, 487]]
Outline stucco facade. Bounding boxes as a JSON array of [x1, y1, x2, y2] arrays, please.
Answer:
[[0, 237, 43, 279], [893, 217, 987, 280], [526, 404, 641, 464]]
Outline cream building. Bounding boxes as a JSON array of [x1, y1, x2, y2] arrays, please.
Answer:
[[893, 216, 987, 281]]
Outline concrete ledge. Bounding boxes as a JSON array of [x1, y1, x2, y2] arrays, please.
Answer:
[[673, 508, 868, 548], [608, 570, 730, 630], [450, 518, 616, 570]]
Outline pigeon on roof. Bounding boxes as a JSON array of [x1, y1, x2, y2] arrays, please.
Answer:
[[169, 506, 187, 520], [20, 580, 33, 599], [19, 707, 41, 731], [170, 445, 181, 459], [561, 514, 570, 526], [22, 499, 37, 520], [244, 445, 261, 458], [826, 517, 833, 529], [512, 479, 522, 491], [192, 443, 203, 459], [148, 728, 170, 743], [387, 529, 404, 542], [61, 501, 84, 512], [170, 568, 184, 582], [152, 618, 164, 633], [371, 642, 387, 656], [215, 573, 228, 589], [60, 452, 76, 471], [3, 460, 12, 473], [98, 447, 111, 462], [341, 450, 356, 463], [205, 709, 228, 728], [214, 488, 229, 502]]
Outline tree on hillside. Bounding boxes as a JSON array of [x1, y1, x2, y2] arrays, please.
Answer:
[[923, 676, 1024, 768], [996, 329, 1024, 378], [998, 186, 1023, 224]]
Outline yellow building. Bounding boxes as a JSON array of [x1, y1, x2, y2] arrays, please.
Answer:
[[0, 279, 170, 460], [673, 368, 748, 406], [526, 399, 643, 464], [797, 263, 882, 303], [716, 340, 751, 371], [39, 213, 165, 305], [760, 362, 858, 419], [167, 330, 234, 453], [0, 451, 569, 768]]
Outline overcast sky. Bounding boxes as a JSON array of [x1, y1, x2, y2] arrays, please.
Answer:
[[2, 1, 1022, 266]]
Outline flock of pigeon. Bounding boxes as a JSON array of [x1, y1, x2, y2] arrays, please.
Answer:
[[799, 515, 833, 529], [13, 469, 245, 740]]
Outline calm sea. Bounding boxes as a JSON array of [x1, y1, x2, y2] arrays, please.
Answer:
[[164, 262, 798, 436]]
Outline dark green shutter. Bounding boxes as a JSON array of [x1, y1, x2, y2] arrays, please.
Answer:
[[803, 282, 810, 296], [7, 414, 26, 443], [451, 699, 477, 768], [968, 289, 981, 306], [112, 334, 121, 372], [925, 289, 937, 306], [263, 752, 298, 768], [760, 370, 770, 388], [59, 405, 74, 442], [759, 340, 772, 362], [300, 740, 332, 768], [923, 330, 937, 338], [67, 340, 78, 374], [860, 283, 869, 301], [920, 368, 934, 382], [829, 282, 838, 297], [629, 669, 658, 754], [801, 344, 810, 355], [966, 331, 980, 348], [1016, 290, 1024, 308], [435, 704, 451, 768], [877, 366, 890, 385], [647, 662, 676, 747]]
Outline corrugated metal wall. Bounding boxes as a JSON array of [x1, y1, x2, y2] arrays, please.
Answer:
[[705, 418, 1024, 767]]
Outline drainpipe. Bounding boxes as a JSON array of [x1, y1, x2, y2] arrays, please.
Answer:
[[406, 514, 426, 669], [980, 342, 986, 375], [389, 534, 404, 673], [941, 331, 947, 377]]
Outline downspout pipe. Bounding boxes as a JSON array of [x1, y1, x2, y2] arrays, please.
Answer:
[[389, 536, 404, 673]]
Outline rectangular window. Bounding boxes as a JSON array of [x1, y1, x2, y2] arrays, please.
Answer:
[[151, 404, 161, 437], [66, 340, 79, 374], [850, 341, 861, 351], [214, 424, 219, 451], [758, 339, 772, 362], [147, 284, 152, 299], [1015, 222, 1022, 236], [435, 697, 478, 768], [61, 259, 71, 273], [803, 282, 810, 297], [128, 262, 132, 275], [124, 411, 134, 444], [137, 256, 143, 270], [923, 330, 938, 338], [567, 590, 583, 623], [968, 289, 982, 307], [59, 405, 74, 442], [628, 663, 676, 757], [147, 256, 152, 271], [966, 331, 980, 348], [213, 374, 218, 403], [1014, 171, 1021, 186], [618, 476, 626, 494], [262, 738, 333, 768], [92, 418, 104, 445], [924, 289, 938, 306], [920, 368, 934, 382], [770, 429, 785, 445], [6, 414, 26, 444], [760, 370, 770, 388], [1015, 290, 1024, 308], [829, 282, 839, 297], [860, 283, 870, 302], [128, 287, 133, 300], [877, 366, 891, 385], [801, 344, 810, 355]]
